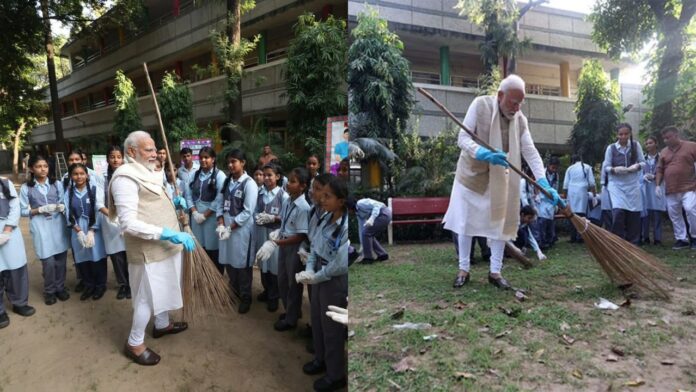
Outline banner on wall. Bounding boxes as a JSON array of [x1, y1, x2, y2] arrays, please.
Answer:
[[92, 155, 108, 177], [325, 116, 349, 174], [180, 139, 213, 162]]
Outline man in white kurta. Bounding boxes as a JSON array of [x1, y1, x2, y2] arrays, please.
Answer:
[[110, 131, 195, 366], [443, 75, 562, 289]]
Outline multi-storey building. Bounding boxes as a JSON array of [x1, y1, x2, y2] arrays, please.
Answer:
[[32, 0, 346, 152], [348, 0, 643, 154]]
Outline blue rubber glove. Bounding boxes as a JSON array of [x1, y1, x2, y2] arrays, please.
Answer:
[[537, 178, 565, 207], [172, 195, 188, 210], [160, 227, 195, 252], [475, 146, 509, 168]]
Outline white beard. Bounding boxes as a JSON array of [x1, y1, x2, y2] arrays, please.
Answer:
[[134, 153, 157, 171]]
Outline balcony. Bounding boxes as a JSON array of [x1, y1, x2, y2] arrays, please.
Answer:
[[412, 82, 575, 152], [32, 59, 288, 144]]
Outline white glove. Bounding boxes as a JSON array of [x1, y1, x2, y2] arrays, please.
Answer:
[[536, 250, 547, 261], [255, 212, 275, 225], [216, 225, 231, 241], [38, 204, 57, 214], [295, 270, 315, 284], [326, 305, 349, 325], [612, 166, 629, 175], [269, 229, 281, 241], [627, 163, 641, 173], [255, 240, 278, 264], [298, 248, 310, 264], [192, 211, 206, 225], [655, 186, 664, 199], [364, 217, 375, 227], [0, 233, 10, 246], [77, 231, 87, 247], [589, 194, 599, 208], [83, 230, 95, 248], [643, 173, 655, 182]]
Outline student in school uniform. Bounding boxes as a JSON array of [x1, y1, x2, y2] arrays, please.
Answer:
[[216, 149, 258, 314], [532, 187, 556, 250], [99, 146, 130, 300], [64, 163, 108, 301], [20, 155, 71, 305], [257, 167, 310, 331], [177, 147, 199, 185], [599, 173, 613, 230], [563, 154, 596, 243], [586, 192, 602, 227], [509, 205, 546, 261], [641, 135, 666, 245], [0, 177, 36, 328], [306, 154, 321, 205], [253, 163, 289, 312], [297, 176, 349, 392], [253, 166, 264, 188], [185, 147, 226, 273], [346, 197, 392, 264]]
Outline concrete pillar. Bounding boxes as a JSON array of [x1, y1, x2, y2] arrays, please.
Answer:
[[610, 67, 620, 81], [560, 61, 570, 98], [439, 46, 450, 86], [173, 0, 180, 16], [258, 31, 267, 65], [211, 51, 218, 76], [72, 98, 78, 114]]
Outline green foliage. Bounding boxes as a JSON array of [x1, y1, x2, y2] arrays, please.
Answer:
[[157, 71, 197, 145], [285, 13, 347, 157], [476, 67, 502, 97], [348, 6, 414, 141], [210, 12, 258, 122], [113, 69, 141, 143], [455, 0, 532, 74], [393, 122, 460, 197], [570, 60, 621, 166], [589, 0, 656, 59], [218, 118, 285, 170]]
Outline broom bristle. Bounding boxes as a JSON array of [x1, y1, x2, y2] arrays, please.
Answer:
[[182, 226, 236, 322], [569, 215, 673, 299]]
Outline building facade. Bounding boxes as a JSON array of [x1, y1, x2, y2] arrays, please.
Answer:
[[348, 0, 642, 154], [32, 0, 346, 152]]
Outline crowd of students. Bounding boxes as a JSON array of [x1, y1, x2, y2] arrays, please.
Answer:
[[0, 145, 350, 392]]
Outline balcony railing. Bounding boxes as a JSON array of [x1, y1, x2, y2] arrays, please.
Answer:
[[412, 70, 562, 97]]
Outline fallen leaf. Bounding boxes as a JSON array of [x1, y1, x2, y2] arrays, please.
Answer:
[[499, 306, 521, 318], [515, 291, 527, 302], [495, 330, 511, 339], [454, 371, 476, 380], [560, 321, 571, 331], [493, 348, 503, 357], [623, 379, 645, 387], [606, 354, 619, 362], [434, 302, 448, 310], [682, 309, 695, 316], [571, 369, 583, 379], [377, 293, 384, 299], [611, 347, 625, 357], [660, 359, 675, 365], [561, 334, 576, 345], [392, 357, 417, 373], [533, 349, 545, 360], [373, 309, 387, 314], [348, 330, 355, 339], [419, 347, 428, 355], [390, 308, 405, 320], [676, 277, 686, 282], [618, 327, 627, 333], [453, 300, 467, 310]]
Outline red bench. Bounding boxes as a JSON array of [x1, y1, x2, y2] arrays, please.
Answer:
[[387, 197, 450, 244]]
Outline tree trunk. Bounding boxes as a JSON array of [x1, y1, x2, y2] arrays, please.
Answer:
[[12, 121, 26, 183], [41, 0, 65, 153], [227, 0, 243, 131], [650, 24, 684, 134]]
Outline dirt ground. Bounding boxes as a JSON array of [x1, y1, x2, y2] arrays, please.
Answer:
[[0, 219, 316, 392]]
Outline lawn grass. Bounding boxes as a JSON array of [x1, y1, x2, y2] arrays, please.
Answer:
[[348, 236, 696, 391]]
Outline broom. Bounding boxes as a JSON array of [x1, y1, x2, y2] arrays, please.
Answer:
[[417, 87, 674, 299], [143, 62, 236, 321]]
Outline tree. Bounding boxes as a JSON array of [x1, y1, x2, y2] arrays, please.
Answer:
[[286, 13, 347, 156], [113, 70, 141, 143], [158, 71, 198, 145], [569, 60, 621, 166], [455, 0, 545, 77], [348, 7, 414, 141], [590, 0, 696, 133]]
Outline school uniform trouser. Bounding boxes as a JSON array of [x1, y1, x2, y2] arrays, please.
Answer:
[[278, 243, 303, 326], [513, 227, 529, 249], [206, 249, 224, 275], [666, 191, 696, 242], [42, 251, 68, 295], [226, 265, 252, 304], [71, 247, 82, 281], [110, 251, 129, 288], [75, 259, 108, 290], [569, 213, 586, 242], [641, 210, 663, 243], [0, 264, 29, 314], [361, 208, 392, 259], [601, 210, 613, 230], [533, 218, 553, 248], [611, 209, 641, 245], [311, 274, 348, 382], [260, 271, 279, 301]]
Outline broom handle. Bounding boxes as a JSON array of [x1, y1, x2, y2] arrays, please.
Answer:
[[417, 87, 554, 201], [143, 62, 179, 198]]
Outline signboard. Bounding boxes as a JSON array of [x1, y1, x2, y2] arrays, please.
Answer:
[[325, 116, 348, 174], [180, 139, 213, 162], [92, 155, 108, 177]]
